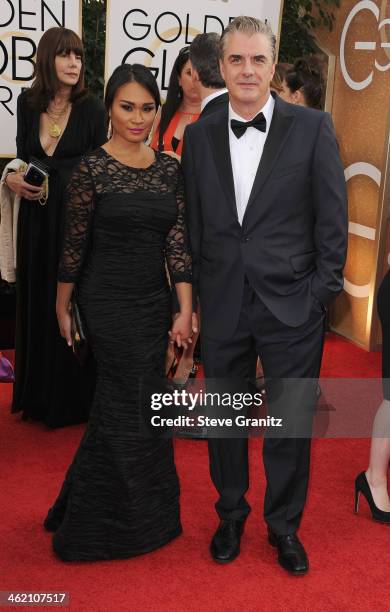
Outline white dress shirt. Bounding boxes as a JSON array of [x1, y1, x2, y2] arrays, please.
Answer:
[[229, 94, 275, 224], [201, 88, 228, 112]]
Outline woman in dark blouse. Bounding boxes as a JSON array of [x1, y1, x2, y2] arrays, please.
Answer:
[[44, 64, 192, 561], [5, 27, 106, 427]]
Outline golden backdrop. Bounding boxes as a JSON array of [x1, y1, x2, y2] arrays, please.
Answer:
[[315, 0, 390, 349]]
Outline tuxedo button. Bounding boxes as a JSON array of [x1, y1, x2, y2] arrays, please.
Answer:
[[241, 236, 251, 243]]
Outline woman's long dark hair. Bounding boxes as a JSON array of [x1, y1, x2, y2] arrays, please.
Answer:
[[27, 27, 87, 112], [158, 47, 190, 151], [285, 56, 326, 110]]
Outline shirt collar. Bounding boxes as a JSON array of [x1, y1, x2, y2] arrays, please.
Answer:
[[201, 88, 228, 112], [229, 93, 274, 130]]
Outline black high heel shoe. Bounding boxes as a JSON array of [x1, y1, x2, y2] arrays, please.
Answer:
[[354, 472, 390, 524]]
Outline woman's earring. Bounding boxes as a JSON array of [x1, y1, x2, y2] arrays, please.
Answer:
[[107, 117, 112, 139], [146, 106, 161, 145]]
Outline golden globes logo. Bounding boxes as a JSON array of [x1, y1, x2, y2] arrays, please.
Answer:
[[0, 0, 68, 116], [314, 0, 390, 346], [340, 0, 390, 90], [120, 9, 229, 90]]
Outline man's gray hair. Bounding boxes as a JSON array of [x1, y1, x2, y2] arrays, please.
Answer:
[[220, 16, 277, 63]]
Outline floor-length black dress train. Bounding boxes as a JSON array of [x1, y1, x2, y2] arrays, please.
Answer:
[[46, 148, 191, 560]]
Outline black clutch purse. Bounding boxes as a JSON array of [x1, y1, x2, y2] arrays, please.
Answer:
[[70, 292, 88, 365]]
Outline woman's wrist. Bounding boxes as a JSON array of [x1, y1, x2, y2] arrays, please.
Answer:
[[179, 307, 192, 316], [56, 301, 70, 314]]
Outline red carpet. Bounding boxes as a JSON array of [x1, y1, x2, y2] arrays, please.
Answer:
[[0, 333, 389, 612]]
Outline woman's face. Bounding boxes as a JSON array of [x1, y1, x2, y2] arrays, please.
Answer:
[[278, 79, 294, 103], [55, 50, 82, 88], [178, 60, 201, 104], [279, 79, 306, 106], [110, 81, 157, 143]]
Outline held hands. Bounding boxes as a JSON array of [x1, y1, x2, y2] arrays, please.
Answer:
[[56, 305, 72, 347], [169, 311, 198, 350], [5, 171, 43, 200]]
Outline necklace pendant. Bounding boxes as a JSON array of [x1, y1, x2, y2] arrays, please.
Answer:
[[49, 123, 62, 138]]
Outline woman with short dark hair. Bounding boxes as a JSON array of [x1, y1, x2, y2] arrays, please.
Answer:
[[45, 63, 193, 561], [5, 27, 106, 427]]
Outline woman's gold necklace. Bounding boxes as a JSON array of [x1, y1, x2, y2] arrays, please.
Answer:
[[46, 102, 70, 138]]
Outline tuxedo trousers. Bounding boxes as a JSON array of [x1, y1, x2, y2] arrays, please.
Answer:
[[202, 282, 326, 535]]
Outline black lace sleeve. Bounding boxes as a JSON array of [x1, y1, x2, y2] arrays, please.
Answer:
[[58, 158, 95, 283], [165, 158, 192, 285]]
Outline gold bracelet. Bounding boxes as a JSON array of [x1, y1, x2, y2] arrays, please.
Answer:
[[38, 174, 49, 206]]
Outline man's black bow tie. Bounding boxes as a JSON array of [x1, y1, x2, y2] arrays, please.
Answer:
[[230, 112, 267, 139]]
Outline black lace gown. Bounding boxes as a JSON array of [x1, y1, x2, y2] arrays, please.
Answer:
[[46, 148, 192, 560]]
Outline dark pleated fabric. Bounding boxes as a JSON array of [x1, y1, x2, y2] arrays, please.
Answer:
[[46, 149, 190, 560]]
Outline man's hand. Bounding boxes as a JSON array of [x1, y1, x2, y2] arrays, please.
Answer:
[[169, 312, 192, 349], [5, 171, 43, 200]]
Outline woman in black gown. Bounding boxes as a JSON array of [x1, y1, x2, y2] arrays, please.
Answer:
[[6, 28, 106, 427], [44, 64, 193, 560]]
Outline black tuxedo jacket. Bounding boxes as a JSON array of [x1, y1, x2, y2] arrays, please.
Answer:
[[181, 94, 348, 340], [200, 91, 229, 119]]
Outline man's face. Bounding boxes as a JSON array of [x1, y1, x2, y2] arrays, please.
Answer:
[[219, 31, 275, 111]]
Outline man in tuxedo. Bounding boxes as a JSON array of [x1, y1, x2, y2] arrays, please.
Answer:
[[181, 16, 348, 574], [189, 33, 228, 118]]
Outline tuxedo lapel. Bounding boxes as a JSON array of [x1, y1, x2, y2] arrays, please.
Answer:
[[243, 97, 295, 222], [207, 108, 238, 220]]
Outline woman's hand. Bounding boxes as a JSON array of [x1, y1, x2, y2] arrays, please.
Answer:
[[5, 171, 43, 200], [191, 312, 199, 335], [169, 311, 192, 349], [56, 306, 72, 347]]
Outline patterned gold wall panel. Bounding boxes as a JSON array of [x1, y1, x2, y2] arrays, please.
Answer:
[[315, 0, 390, 349]]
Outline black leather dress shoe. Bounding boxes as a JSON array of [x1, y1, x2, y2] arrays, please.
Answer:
[[268, 528, 309, 575], [210, 519, 246, 563]]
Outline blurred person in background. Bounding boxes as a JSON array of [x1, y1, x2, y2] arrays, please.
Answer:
[[151, 46, 201, 156], [355, 271, 390, 523], [4, 27, 106, 427], [279, 56, 326, 110], [270, 62, 293, 95]]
